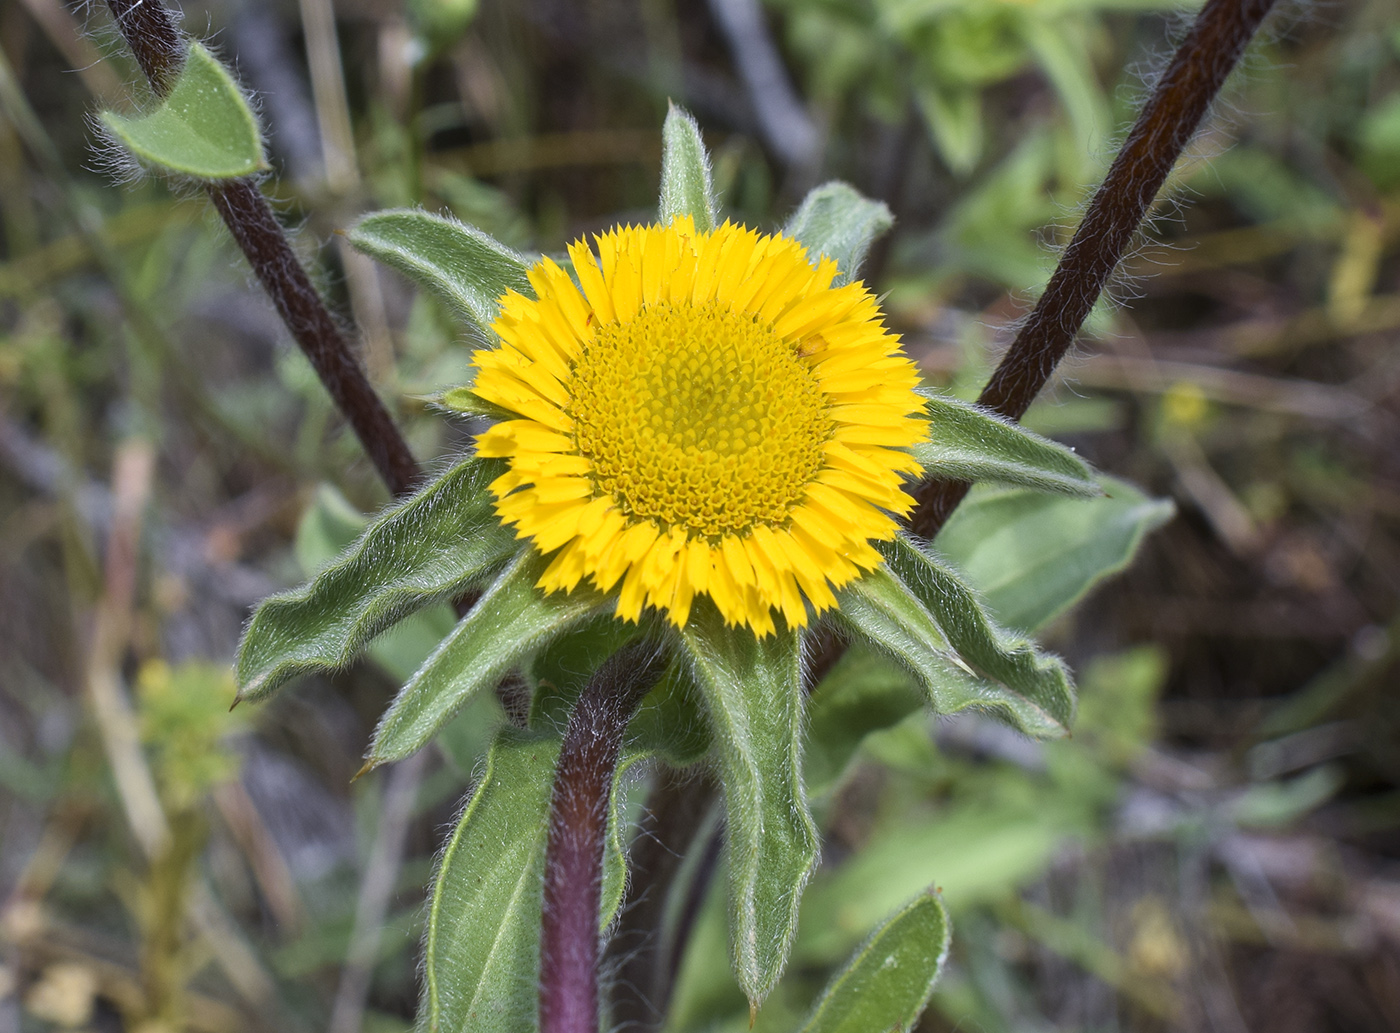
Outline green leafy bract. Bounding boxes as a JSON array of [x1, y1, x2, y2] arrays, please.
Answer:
[[367, 552, 606, 767], [783, 182, 893, 287], [660, 103, 719, 234], [937, 477, 1175, 631], [798, 890, 951, 1033], [101, 43, 266, 179], [235, 458, 515, 703], [680, 607, 818, 1008], [914, 393, 1099, 496], [876, 533, 1076, 732], [349, 210, 533, 333], [424, 729, 640, 1033], [839, 564, 1071, 739]]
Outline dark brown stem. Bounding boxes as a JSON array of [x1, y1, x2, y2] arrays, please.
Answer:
[[105, 0, 185, 97], [908, 0, 1280, 539], [102, 0, 421, 499], [540, 641, 666, 1033], [205, 181, 420, 496]]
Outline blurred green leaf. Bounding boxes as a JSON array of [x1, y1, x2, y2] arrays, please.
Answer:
[[936, 476, 1174, 632], [916, 84, 983, 175], [799, 890, 950, 1033], [350, 210, 534, 333], [101, 43, 266, 180], [235, 458, 515, 703], [805, 645, 925, 797], [783, 182, 893, 287], [367, 552, 606, 767], [660, 104, 718, 233], [680, 606, 818, 1008], [409, 0, 480, 56], [915, 393, 1100, 496]]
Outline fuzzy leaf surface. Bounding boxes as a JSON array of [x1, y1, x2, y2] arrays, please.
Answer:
[[937, 477, 1174, 631], [839, 565, 1069, 739], [913, 394, 1099, 496], [423, 729, 639, 1033], [799, 890, 950, 1033], [349, 210, 533, 332], [101, 43, 266, 179], [783, 182, 893, 286], [659, 104, 717, 233], [680, 607, 818, 1007], [877, 534, 1076, 732], [236, 458, 514, 703], [368, 552, 606, 766]]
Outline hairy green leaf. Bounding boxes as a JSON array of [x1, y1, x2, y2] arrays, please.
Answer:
[[839, 564, 1070, 739], [783, 182, 893, 286], [368, 552, 605, 767], [101, 43, 266, 179], [680, 606, 818, 1007], [349, 210, 533, 332], [423, 730, 642, 1033], [937, 477, 1174, 631], [878, 533, 1076, 731], [660, 103, 717, 233], [914, 393, 1099, 496], [235, 458, 514, 703], [799, 890, 950, 1033]]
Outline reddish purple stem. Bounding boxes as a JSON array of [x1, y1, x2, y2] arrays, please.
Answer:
[[539, 642, 665, 1033]]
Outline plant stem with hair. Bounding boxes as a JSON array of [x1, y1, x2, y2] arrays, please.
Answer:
[[102, 0, 420, 498], [539, 642, 667, 1033]]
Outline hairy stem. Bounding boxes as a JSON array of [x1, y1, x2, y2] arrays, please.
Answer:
[[102, 0, 420, 499], [540, 641, 667, 1033], [908, 0, 1280, 538]]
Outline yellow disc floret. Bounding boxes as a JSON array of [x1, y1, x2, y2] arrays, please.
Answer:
[[472, 217, 928, 635], [570, 301, 829, 539]]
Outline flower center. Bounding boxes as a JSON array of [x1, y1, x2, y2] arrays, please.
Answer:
[[569, 301, 830, 539]]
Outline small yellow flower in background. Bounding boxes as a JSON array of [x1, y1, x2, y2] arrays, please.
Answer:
[[471, 216, 928, 635]]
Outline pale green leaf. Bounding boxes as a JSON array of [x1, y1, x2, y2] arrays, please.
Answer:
[[367, 552, 605, 767], [839, 564, 1070, 739], [799, 891, 950, 1033], [349, 210, 533, 332], [660, 103, 717, 233], [424, 730, 554, 1033], [235, 458, 514, 703], [424, 729, 650, 1033], [783, 182, 893, 287], [914, 393, 1099, 496], [916, 83, 982, 176], [101, 43, 266, 179], [936, 476, 1174, 632], [680, 606, 818, 1007], [876, 534, 1077, 731]]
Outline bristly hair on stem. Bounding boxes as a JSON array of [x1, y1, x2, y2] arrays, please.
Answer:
[[540, 640, 668, 1033], [101, 0, 421, 500], [908, 0, 1282, 540]]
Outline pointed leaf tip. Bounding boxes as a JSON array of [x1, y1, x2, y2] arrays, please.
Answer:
[[235, 458, 515, 703], [660, 104, 718, 233], [913, 393, 1099, 497]]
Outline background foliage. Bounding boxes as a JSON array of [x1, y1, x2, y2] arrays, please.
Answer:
[[1, 0, 1399, 1030]]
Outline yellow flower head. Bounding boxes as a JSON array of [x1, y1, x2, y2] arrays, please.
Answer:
[[471, 217, 927, 635]]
